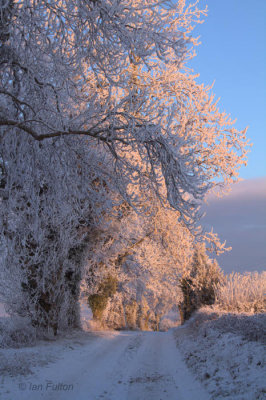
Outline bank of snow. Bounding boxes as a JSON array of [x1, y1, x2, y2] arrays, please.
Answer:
[[174, 307, 266, 400]]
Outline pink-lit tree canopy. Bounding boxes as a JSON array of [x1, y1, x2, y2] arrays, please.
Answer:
[[0, 0, 250, 335]]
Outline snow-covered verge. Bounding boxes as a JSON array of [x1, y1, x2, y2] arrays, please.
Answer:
[[0, 329, 104, 379], [174, 307, 266, 400], [0, 316, 37, 349]]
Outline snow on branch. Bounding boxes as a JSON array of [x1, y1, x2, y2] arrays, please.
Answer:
[[0, 0, 250, 227]]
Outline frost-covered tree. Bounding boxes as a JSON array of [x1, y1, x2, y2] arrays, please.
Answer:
[[84, 198, 194, 330], [0, 0, 250, 335], [0, 0, 249, 227], [0, 133, 118, 335]]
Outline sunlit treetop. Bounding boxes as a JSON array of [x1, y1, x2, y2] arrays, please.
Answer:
[[0, 0, 250, 229]]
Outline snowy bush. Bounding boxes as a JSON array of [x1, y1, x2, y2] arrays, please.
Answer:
[[179, 244, 224, 323], [0, 316, 36, 348], [88, 274, 118, 322], [215, 271, 266, 313], [159, 316, 180, 331]]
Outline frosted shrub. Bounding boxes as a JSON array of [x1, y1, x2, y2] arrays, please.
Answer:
[[88, 274, 118, 322], [215, 272, 266, 313], [159, 317, 180, 331], [179, 243, 224, 323], [0, 316, 36, 348]]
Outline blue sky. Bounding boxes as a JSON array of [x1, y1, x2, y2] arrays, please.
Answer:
[[187, 0, 266, 179]]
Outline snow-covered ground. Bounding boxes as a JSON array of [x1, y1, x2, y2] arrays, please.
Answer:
[[1, 303, 265, 400], [0, 329, 209, 400], [174, 308, 266, 400]]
